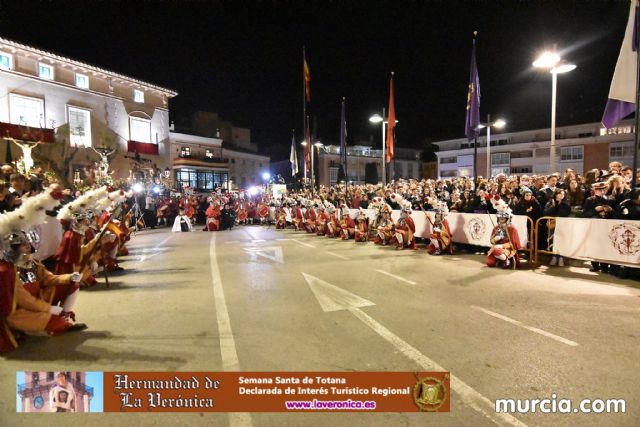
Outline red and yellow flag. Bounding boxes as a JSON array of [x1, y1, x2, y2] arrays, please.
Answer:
[[386, 74, 396, 163], [304, 58, 311, 103]]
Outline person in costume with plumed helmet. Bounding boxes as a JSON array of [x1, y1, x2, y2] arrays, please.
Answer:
[[486, 197, 522, 269], [392, 202, 416, 250], [426, 198, 452, 255], [339, 206, 356, 240], [303, 199, 317, 233], [0, 190, 87, 353], [374, 205, 394, 245], [354, 209, 369, 242]]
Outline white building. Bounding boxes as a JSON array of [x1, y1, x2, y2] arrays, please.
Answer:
[[169, 131, 269, 191], [0, 36, 177, 182], [434, 120, 635, 178]]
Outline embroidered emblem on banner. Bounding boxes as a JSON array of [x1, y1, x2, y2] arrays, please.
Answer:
[[609, 223, 640, 255], [466, 217, 486, 241], [413, 373, 449, 411]]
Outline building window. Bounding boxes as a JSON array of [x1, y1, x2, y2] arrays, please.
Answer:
[[600, 126, 633, 135], [491, 167, 510, 177], [510, 150, 533, 159], [133, 89, 144, 103], [560, 146, 583, 161], [75, 73, 89, 89], [511, 166, 533, 174], [175, 168, 227, 190], [231, 159, 235, 163], [329, 167, 339, 185], [205, 149, 213, 158], [68, 106, 92, 147], [439, 156, 457, 164], [491, 152, 510, 166], [9, 94, 44, 128], [609, 143, 634, 159], [259, 163, 262, 168], [129, 116, 151, 143], [440, 170, 457, 178], [0, 52, 12, 70], [38, 63, 54, 80], [32, 372, 40, 385], [180, 146, 191, 157]]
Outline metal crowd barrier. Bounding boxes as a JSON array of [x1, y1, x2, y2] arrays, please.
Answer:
[[533, 216, 556, 267]]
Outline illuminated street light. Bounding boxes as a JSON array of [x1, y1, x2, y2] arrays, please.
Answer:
[[533, 50, 576, 174], [477, 115, 507, 178]]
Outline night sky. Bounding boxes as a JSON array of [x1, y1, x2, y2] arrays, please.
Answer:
[[0, 1, 631, 161]]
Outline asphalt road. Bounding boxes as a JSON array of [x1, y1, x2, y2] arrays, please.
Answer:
[[1, 224, 639, 427]]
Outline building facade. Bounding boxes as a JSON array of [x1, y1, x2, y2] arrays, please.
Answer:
[[434, 120, 635, 178], [0, 37, 177, 183], [169, 131, 229, 191], [18, 371, 93, 413], [223, 148, 270, 190], [316, 145, 423, 186], [169, 132, 270, 191]]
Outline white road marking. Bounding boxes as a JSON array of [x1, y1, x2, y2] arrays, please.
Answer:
[[375, 269, 416, 285], [472, 306, 579, 347], [243, 246, 284, 263], [326, 251, 349, 260], [209, 233, 253, 427], [291, 239, 316, 248], [303, 273, 525, 427], [137, 235, 172, 263], [276, 238, 291, 241], [252, 239, 266, 243], [225, 240, 241, 244]]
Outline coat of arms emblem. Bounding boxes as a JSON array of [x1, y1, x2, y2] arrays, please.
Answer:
[[466, 217, 486, 241], [609, 223, 640, 256]]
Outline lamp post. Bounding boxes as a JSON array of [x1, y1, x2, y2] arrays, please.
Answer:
[[301, 140, 324, 194], [369, 109, 398, 184], [533, 51, 576, 174], [477, 115, 506, 178], [313, 141, 323, 191]]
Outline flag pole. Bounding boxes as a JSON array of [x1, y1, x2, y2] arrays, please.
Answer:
[[633, 5, 640, 190], [472, 33, 478, 181], [303, 46, 307, 187]]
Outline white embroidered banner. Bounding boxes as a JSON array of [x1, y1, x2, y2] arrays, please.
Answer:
[[554, 217, 640, 267]]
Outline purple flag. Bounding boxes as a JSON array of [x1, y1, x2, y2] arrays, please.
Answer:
[[602, 1, 638, 128], [339, 97, 347, 179], [465, 38, 481, 140]]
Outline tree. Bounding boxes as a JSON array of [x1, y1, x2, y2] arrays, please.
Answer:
[[364, 162, 378, 184]]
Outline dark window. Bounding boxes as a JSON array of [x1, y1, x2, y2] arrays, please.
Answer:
[[231, 159, 235, 163], [32, 372, 40, 385]]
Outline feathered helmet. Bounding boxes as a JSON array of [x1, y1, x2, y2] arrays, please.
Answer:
[[95, 189, 126, 213], [429, 197, 449, 216], [340, 205, 350, 217], [356, 208, 367, 220], [490, 194, 512, 220], [57, 186, 108, 223], [0, 189, 62, 263]]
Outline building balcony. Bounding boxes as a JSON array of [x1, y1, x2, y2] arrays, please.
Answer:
[[173, 154, 229, 169], [0, 122, 55, 143], [128, 140, 159, 155]]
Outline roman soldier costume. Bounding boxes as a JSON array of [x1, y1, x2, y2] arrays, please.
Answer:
[[354, 209, 369, 242], [304, 201, 317, 233], [392, 205, 416, 250], [0, 190, 86, 353], [291, 201, 305, 231], [426, 199, 452, 255], [205, 200, 221, 231], [374, 206, 394, 245], [325, 204, 340, 238], [486, 198, 521, 269], [339, 207, 356, 240]]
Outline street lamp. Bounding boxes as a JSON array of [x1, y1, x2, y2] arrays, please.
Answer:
[[477, 115, 506, 178], [301, 140, 324, 193], [369, 110, 397, 184], [533, 50, 576, 174]]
